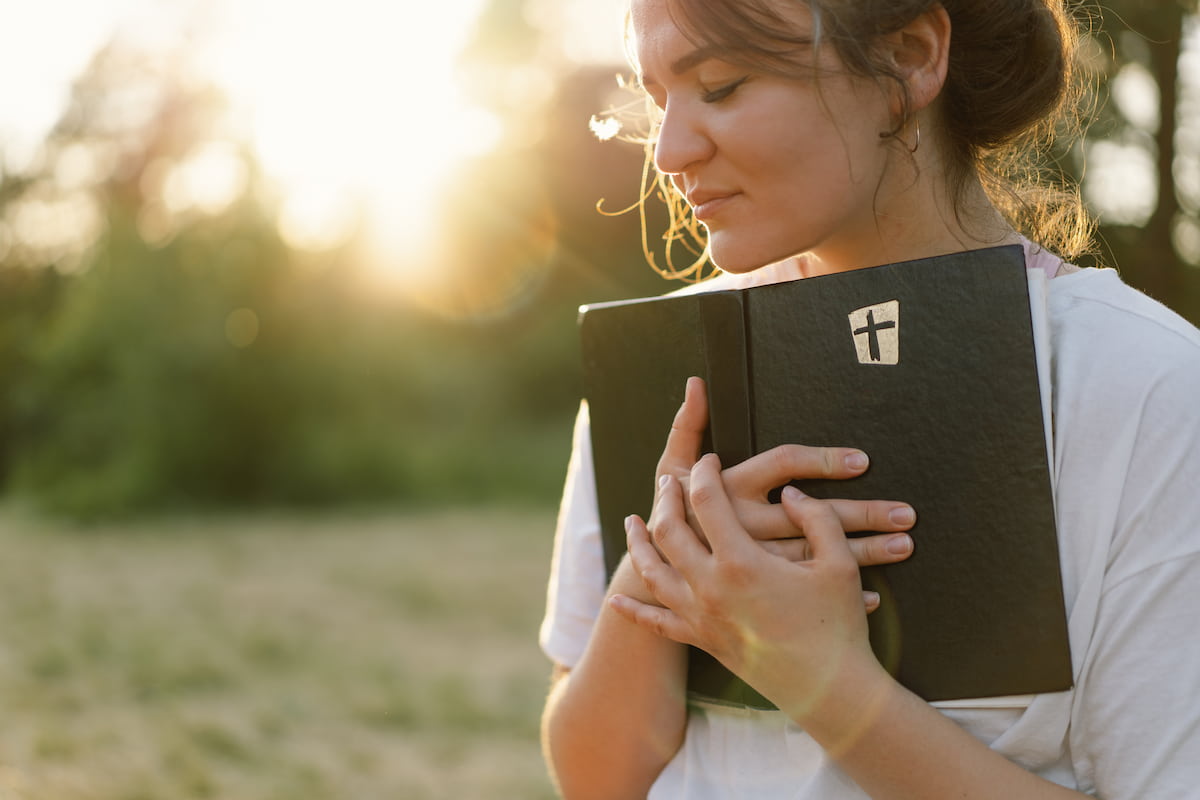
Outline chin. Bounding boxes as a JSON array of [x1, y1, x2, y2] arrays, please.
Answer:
[[707, 236, 785, 275]]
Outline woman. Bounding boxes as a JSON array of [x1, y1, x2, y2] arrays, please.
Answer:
[[540, 0, 1200, 797]]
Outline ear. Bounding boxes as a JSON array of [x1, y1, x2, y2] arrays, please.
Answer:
[[881, 4, 951, 119]]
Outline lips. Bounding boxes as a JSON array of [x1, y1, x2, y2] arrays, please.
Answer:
[[686, 189, 739, 222]]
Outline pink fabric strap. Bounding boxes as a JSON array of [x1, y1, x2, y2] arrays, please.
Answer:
[[1023, 239, 1066, 280]]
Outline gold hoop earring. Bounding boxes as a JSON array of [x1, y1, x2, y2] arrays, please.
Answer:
[[908, 120, 921, 154], [878, 119, 921, 154]]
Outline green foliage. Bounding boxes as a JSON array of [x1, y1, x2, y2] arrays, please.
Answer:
[[2, 196, 580, 518], [0, 33, 673, 520]]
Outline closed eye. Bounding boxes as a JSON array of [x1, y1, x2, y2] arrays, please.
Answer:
[[702, 76, 748, 103]]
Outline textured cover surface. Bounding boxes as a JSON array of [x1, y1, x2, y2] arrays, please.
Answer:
[[578, 245, 1072, 707]]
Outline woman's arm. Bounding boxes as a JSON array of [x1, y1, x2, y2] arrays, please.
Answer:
[[541, 553, 690, 800], [612, 460, 1091, 800], [541, 378, 918, 798]]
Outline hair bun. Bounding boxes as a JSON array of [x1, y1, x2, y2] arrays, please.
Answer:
[[941, 0, 1074, 152]]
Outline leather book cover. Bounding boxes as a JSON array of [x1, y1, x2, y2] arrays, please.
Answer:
[[578, 245, 1072, 707]]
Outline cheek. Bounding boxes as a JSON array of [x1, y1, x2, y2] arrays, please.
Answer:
[[754, 107, 857, 175], [765, 132, 858, 203]]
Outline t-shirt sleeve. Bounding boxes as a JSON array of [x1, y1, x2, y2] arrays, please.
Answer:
[[539, 402, 608, 668], [1068, 354, 1200, 797]]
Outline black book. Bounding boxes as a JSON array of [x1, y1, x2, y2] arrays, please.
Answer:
[[579, 245, 1072, 709]]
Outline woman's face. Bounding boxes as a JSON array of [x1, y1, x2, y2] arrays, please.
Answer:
[[631, 0, 899, 274]]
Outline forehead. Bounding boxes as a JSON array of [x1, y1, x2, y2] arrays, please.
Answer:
[[627, 0, 682, 73]]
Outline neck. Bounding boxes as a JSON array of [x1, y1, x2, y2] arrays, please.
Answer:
[[796, 149, 1020, 278]]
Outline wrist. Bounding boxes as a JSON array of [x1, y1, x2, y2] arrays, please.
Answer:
[[779, 649, 899, 755]]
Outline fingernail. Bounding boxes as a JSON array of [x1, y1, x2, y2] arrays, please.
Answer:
[[658, 474, 671, 490], [886, 534, 913, 555], [845, 451, 869, 471], [888, 506, 915, 526], [864, 591, 880, 608], [625, 515, 636, 535], [782, 484, 805, 501]]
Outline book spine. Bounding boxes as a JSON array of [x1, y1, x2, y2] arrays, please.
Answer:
[[699, 292, 754, 465]]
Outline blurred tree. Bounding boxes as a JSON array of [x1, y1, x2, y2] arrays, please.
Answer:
[[0, 34, 593, 517], [1083, 1, 1200, 322]]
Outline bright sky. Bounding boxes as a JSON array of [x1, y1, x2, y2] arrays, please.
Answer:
[[198, 0, 500, 262]]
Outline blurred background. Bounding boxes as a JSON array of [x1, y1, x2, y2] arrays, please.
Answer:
[[0, 1, 1196, 797]]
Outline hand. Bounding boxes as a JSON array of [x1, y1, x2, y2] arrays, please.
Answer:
[[653, 377, 915, 578], [613, 456, 886, 713]]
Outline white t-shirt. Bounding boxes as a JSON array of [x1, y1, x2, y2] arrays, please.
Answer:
[[540, 247, 1200, 798]]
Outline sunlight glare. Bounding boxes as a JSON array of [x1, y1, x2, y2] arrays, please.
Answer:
[[1174, 216, 1200, 267], [199, 0, 496, 281], [1111, 62, 1160, 133], [276, 183, 360, 253], [163, 141, 248, 216], [1083, 140, 1157, 226]]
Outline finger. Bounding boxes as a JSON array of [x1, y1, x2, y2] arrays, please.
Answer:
[[688, 453, 755, 559], [779, 485, 857, 567], [650, 475, 712, 568], [723, 443, 871, 498], [847, 531, 913, 564], [828, 498, 916, 532], [758, 531, 912, 566], [738, 498, 915, 541], [864, 590, 881, 614], [654, 376, 708, 480], [626, 512, 698, 609], [608, 594, 697, 646], [757, 537, 811, 560]]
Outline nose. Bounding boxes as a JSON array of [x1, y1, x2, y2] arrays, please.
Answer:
[[652, 102, 714, 176]]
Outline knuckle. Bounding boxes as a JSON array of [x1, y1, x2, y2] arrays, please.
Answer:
[[861, 538, 884, 565], [642, 567, 661, 592], [714, 555, 753, 586], [650, 520, 669, 547], [641, 563, 668, 592], [820, 448, 838, 477], [769, 445, 796, 475], [689, 481, 718, 510], [830, 557, 861, 583], [810, 496, 840, 524]]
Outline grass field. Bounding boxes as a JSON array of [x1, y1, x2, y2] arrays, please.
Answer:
[[0, 507, 560, 799]]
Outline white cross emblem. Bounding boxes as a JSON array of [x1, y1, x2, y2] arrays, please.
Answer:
[[848, 300, 900, 365]]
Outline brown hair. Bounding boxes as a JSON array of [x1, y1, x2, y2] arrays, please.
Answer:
[[615, 0, 1096, 278]]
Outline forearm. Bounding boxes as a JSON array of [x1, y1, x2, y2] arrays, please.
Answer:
[[541, 555, 689, 800], [789, 658, 1089, 800]]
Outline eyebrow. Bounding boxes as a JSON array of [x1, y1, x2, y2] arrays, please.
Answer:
[[639, 45, 723, 89], [670, 46, 721, 74], [645, 38, 815, 85]]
